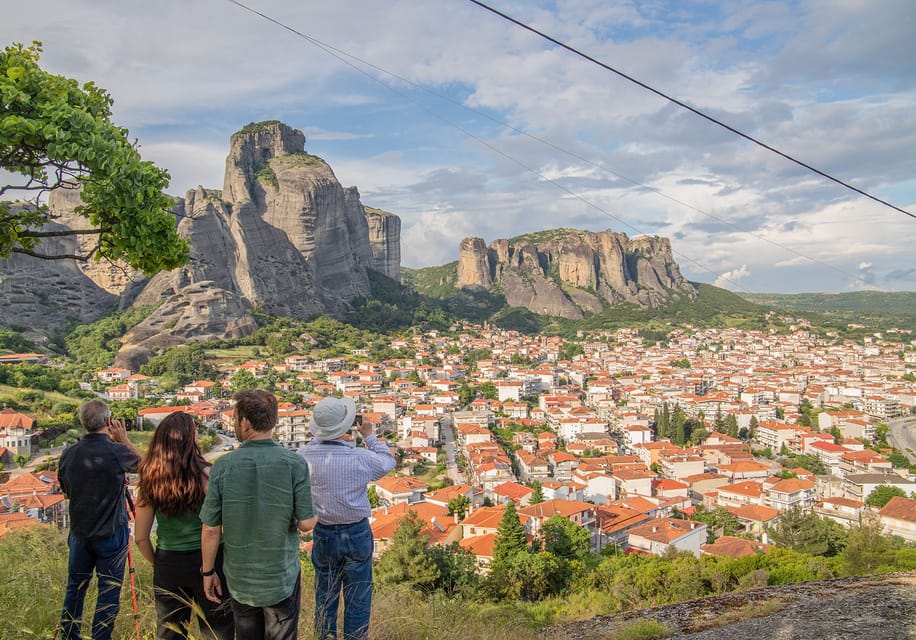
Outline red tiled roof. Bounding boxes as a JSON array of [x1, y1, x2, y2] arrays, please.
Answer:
[[879, 496, 916, 523]]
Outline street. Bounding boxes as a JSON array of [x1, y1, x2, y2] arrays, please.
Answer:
[[886, 415, 916, 464], [439, 413, 466, 484]]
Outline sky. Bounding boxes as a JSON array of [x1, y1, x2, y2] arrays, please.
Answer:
[[3, 0, 915, 294]]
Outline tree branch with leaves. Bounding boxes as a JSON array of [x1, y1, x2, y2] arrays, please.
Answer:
[[0, 42, 188, 274]]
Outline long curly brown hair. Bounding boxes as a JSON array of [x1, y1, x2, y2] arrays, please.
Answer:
[[136, 411, 210, 518]]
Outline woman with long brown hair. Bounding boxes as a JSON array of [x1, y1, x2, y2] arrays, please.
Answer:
[[134, 412, 234, 640]]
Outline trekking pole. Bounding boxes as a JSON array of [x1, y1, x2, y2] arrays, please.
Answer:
[[125, 490, 142, 640]]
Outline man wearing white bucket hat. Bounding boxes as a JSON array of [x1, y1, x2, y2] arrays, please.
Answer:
[[299, 397, 395, 640]]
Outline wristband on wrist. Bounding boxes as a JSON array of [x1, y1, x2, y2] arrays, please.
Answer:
[[200, 567, 216, 577]]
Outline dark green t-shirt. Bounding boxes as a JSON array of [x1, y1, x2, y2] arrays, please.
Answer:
[[200, 439, 314, 607], [155, 510, 202, 551]]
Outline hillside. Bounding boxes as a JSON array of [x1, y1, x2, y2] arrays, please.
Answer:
[[741, 291, 916, 331], [400, 262, 770, 335]]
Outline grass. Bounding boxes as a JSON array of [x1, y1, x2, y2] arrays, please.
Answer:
[[202, 346, 261, 360], [607, 620, 673, 640], [0, 528, 548, 640], [687, 597, 787, 633], [0, 384, 79, 406], [274, 152, 326, 169]]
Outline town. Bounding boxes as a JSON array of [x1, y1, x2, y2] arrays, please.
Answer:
[[2, 318, 915, 570]]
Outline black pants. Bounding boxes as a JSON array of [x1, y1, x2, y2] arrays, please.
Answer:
[[229, 572, 301, 640], [153, 546, 234, 640]]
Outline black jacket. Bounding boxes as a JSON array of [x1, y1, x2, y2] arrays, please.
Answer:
[[59, 433, 140, 540]]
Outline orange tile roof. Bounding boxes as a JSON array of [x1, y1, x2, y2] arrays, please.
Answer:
[[493, 482, 533, 501], [701, 535, 770, 558], [627, 517, 705, 543], [725, 504, 780, 523], [374, 476, 429, 495], [0, 411, 36, 429], [767, 477, 815, 494], [878, 496, 916, 523], [719, 481, 764, 498], [517, 498, 594, 522], [0, 512, 44, 537], [460, 505, 506, 529], [459, 532, 496, 558]]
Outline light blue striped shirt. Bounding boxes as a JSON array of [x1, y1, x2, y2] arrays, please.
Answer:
[[298, 435, 395, 525]]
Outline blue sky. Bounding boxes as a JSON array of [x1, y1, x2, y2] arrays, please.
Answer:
[[4, 0, 915, 293]]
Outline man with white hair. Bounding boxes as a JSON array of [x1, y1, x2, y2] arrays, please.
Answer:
[[299, 396, 396, 640], [58, 399, 141, 640]]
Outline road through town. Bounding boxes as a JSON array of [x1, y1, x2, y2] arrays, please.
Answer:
[[886, 415, 916, 464]]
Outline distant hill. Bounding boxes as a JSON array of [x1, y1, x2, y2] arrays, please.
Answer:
[[392, 264, 770, 336], [740, 291, 916, 331]]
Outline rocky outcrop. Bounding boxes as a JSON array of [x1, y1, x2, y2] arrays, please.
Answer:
[[112, 122, 395, 362], [364, 206, 401, 281], [0, 121, 401, 364], [0, 209, 118, 331], [541, 573, 916, 640], [457, 237, 493, 289], [457, 229, 696, 319], [47, 187, 145, 296]]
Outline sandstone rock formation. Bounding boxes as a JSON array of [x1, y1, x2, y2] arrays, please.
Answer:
[[0, 121, 401, 365], [457, 237, 493, 289], [48, 187, 145, 295], [364, 206, 401, 281], [112, 121, 399, 365], [0, 209, 118, 332], [456, 229, 695, 319]]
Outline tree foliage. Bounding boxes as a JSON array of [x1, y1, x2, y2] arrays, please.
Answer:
[[0, 42, 188, 273], [865, 485, 907, 508], [140, 343, 215, 387], [492, 501, 528, 566], [766, 507, 846, 557], [529, 480, 545, 505], [542, 515, 591, 561], [375, 512, 440, 592]]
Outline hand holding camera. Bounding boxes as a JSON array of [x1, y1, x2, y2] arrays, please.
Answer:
[[106, 417, 128, 443], [355, 414, 373, 438]]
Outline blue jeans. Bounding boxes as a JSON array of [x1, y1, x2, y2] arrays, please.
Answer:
[[311, 519, 374, 640], [60, 524, 130, 640]]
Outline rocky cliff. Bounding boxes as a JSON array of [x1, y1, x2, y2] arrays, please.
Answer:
[[0, 202, 119, 330], [0, 121, 401, 366], [456, 229, 696, 319], [364, 207, 401, 281], [113, 121, 401, 368]]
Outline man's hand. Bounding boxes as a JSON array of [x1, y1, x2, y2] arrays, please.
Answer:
[[203, 574, 223, 603], [357, 419, 374, 439], [107, 418, 128, 444]]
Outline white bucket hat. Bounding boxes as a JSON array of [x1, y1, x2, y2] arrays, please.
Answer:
[[309, 397, 357, 441]]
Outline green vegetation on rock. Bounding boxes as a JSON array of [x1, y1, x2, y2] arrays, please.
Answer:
[[238, 120, 281, 134]]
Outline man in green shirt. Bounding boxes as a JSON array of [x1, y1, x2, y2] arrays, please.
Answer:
[[200, 389, 316, 639]]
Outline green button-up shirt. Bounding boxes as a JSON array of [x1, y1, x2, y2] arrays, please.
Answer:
[[200, 438, 314, 607]]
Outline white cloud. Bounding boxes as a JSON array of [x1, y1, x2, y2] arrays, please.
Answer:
[[4, 0, 914, 293], [715, 265, 751, 290]]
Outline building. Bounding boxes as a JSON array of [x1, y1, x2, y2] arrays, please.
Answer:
[[626, 517, 707, 557], [877, 496, 916, 542]]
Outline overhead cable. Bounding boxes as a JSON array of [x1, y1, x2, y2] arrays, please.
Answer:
[[467, 0, 915, 222]]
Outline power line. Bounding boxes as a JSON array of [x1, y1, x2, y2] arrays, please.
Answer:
[[221, 0, 857, 290], [466, 0, 916, 222], [222, 0, 760, 291]]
